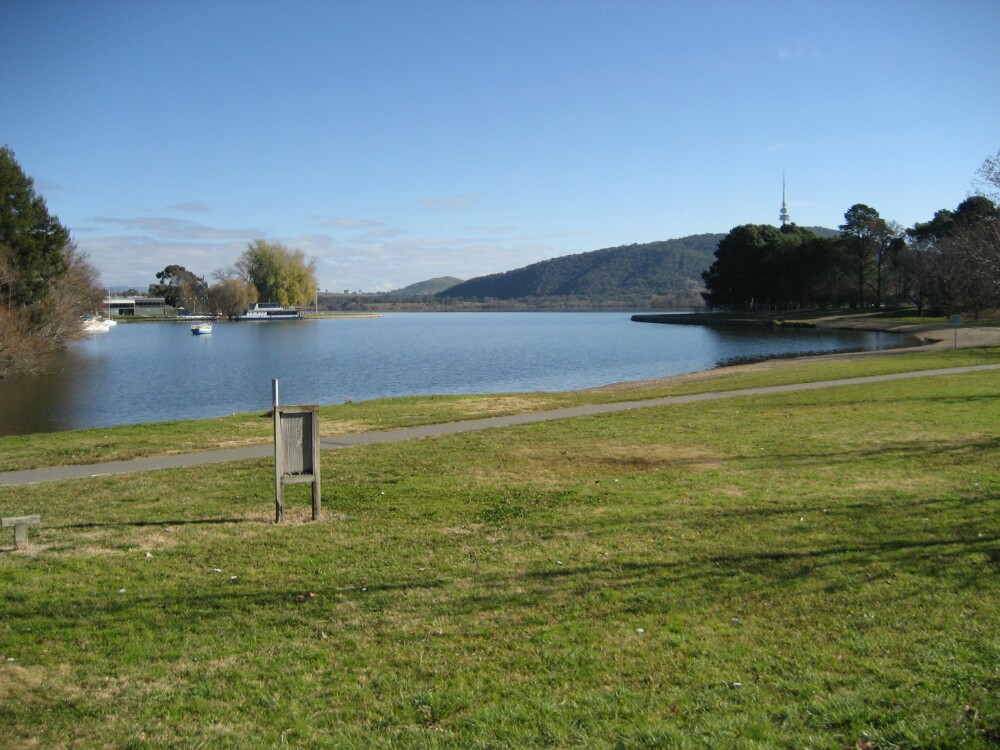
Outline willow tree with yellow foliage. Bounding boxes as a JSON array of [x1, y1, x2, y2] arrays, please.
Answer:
[[234, 239, 317, 308]]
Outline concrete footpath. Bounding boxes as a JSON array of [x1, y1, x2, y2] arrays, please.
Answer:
[[2, 363, 998, 487]]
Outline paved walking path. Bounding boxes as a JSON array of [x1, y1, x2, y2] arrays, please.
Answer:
[[2, 363, 998, 487]]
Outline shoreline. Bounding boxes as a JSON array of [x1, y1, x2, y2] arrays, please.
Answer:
[[630, 312, 1000, 351], [588, 313, 1000, 393]]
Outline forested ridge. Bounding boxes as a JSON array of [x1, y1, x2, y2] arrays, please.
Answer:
[[437, 234, 724, 304]]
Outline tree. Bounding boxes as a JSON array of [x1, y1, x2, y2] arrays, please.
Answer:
[[934, 197, 1000, 318], [208, 278, 257, 319], [897, 236, 935, 315], [0, 146, 70, 305], [148, 264, 209, 311], [839, 204, 881, 308], [974, 149, 1000, 201], [905, 196, 1000, 317], [701, 224, 847, 309], [871, 219, 905, 308], [701, 224, 787, 308], [235, 239, 317, 306], [0, 146, 103, 376]]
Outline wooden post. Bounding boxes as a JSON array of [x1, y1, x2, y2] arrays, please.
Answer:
[[273, 401, 321, 523], [273, 380, 283, 522]]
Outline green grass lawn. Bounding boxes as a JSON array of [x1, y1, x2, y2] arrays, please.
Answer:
[[1, 351, 999, 748]]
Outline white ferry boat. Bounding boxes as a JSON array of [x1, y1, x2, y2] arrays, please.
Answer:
[[238, 302, 304, 321]]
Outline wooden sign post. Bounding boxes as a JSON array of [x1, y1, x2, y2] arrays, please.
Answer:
[[272, 380, 321, 523]]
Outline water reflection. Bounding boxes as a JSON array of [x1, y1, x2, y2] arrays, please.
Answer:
[[0, 314, 916, 436], [0, 345, 105, 434]]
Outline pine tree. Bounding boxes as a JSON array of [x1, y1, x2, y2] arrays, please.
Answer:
[[0, 146, 71, 305]]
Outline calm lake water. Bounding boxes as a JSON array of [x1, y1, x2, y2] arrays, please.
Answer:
[[0, 312, 913, 436]]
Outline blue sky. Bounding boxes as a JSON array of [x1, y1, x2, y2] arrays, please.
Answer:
[[3, 1, 998, 292]]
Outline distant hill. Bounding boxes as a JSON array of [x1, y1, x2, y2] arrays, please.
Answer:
[[390, 276, 463, 296], [804, 226, 839, 238], [436, 234, 725, 302]]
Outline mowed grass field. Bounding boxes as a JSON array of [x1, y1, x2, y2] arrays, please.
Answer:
[[1, 348, 999, 748]]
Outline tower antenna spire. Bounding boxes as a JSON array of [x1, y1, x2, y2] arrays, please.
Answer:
[[779, 171, 791, 227]]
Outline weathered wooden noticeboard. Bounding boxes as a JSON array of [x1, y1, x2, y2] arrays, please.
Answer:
[[274, 404, 321, 523]]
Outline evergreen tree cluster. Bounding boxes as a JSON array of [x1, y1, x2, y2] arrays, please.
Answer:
[[702, 183, 1000, 317]]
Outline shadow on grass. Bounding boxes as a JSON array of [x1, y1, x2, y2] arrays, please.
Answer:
[[6, 525, 996, 632], [775, 391, 1000, 409], [55, 517, 261, 529], [590, 435, 999, 475]]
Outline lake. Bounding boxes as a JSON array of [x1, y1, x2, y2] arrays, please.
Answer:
[[0, 312, 914, 436]]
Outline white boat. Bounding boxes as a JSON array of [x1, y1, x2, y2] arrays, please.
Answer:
[[191, 322, 213, 335], [238, 302, 304, 321], [81, 315, 112, 334]]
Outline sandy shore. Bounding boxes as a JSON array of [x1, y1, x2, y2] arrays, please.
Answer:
[[591, 315, 1000, 392]]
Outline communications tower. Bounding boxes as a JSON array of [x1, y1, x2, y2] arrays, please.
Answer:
[[779, 172, 791, 227]]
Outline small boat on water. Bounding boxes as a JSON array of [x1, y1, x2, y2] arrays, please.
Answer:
[[81, 315, 113, 334], [238, 302, 304, 321], [191, 322, 213, 335]]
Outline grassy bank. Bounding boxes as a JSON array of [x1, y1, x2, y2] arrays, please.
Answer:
[[2, 350, 999, 747], [3, 345, 1000, 473]]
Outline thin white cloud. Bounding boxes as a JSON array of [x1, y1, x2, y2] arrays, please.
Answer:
[[321, 218, 384, 229], [74, 214, 263, 287], [78, 234, 249, 288], [516, 229, 587, 242], [166, 200, 211, 213], [463, 225, 516, 234], [777, 42, 821, 61], [76, 210, 589, 296], [90, 215, 259, 241], [290, 230, 570, 292], [363, 227, 408, 239], [417, 193, 479, 210], [35, 178, 64, 193]]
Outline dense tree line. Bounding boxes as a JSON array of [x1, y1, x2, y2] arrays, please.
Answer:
[[1, 147, 103, 377], [702, 151, 1000, 317]]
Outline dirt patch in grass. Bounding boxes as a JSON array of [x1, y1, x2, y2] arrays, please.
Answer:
[[452, 395, 555, 417], [0, 663, 90, 704], [194, 437, 270, 450], [320, 420, 374, 437], [136, 529, 184, 551]]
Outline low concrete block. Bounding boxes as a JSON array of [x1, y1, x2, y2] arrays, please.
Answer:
[[2, 515, 40, 550]]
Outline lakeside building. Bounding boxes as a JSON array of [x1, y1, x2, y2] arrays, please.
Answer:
[[105, 296, 169, 318]]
